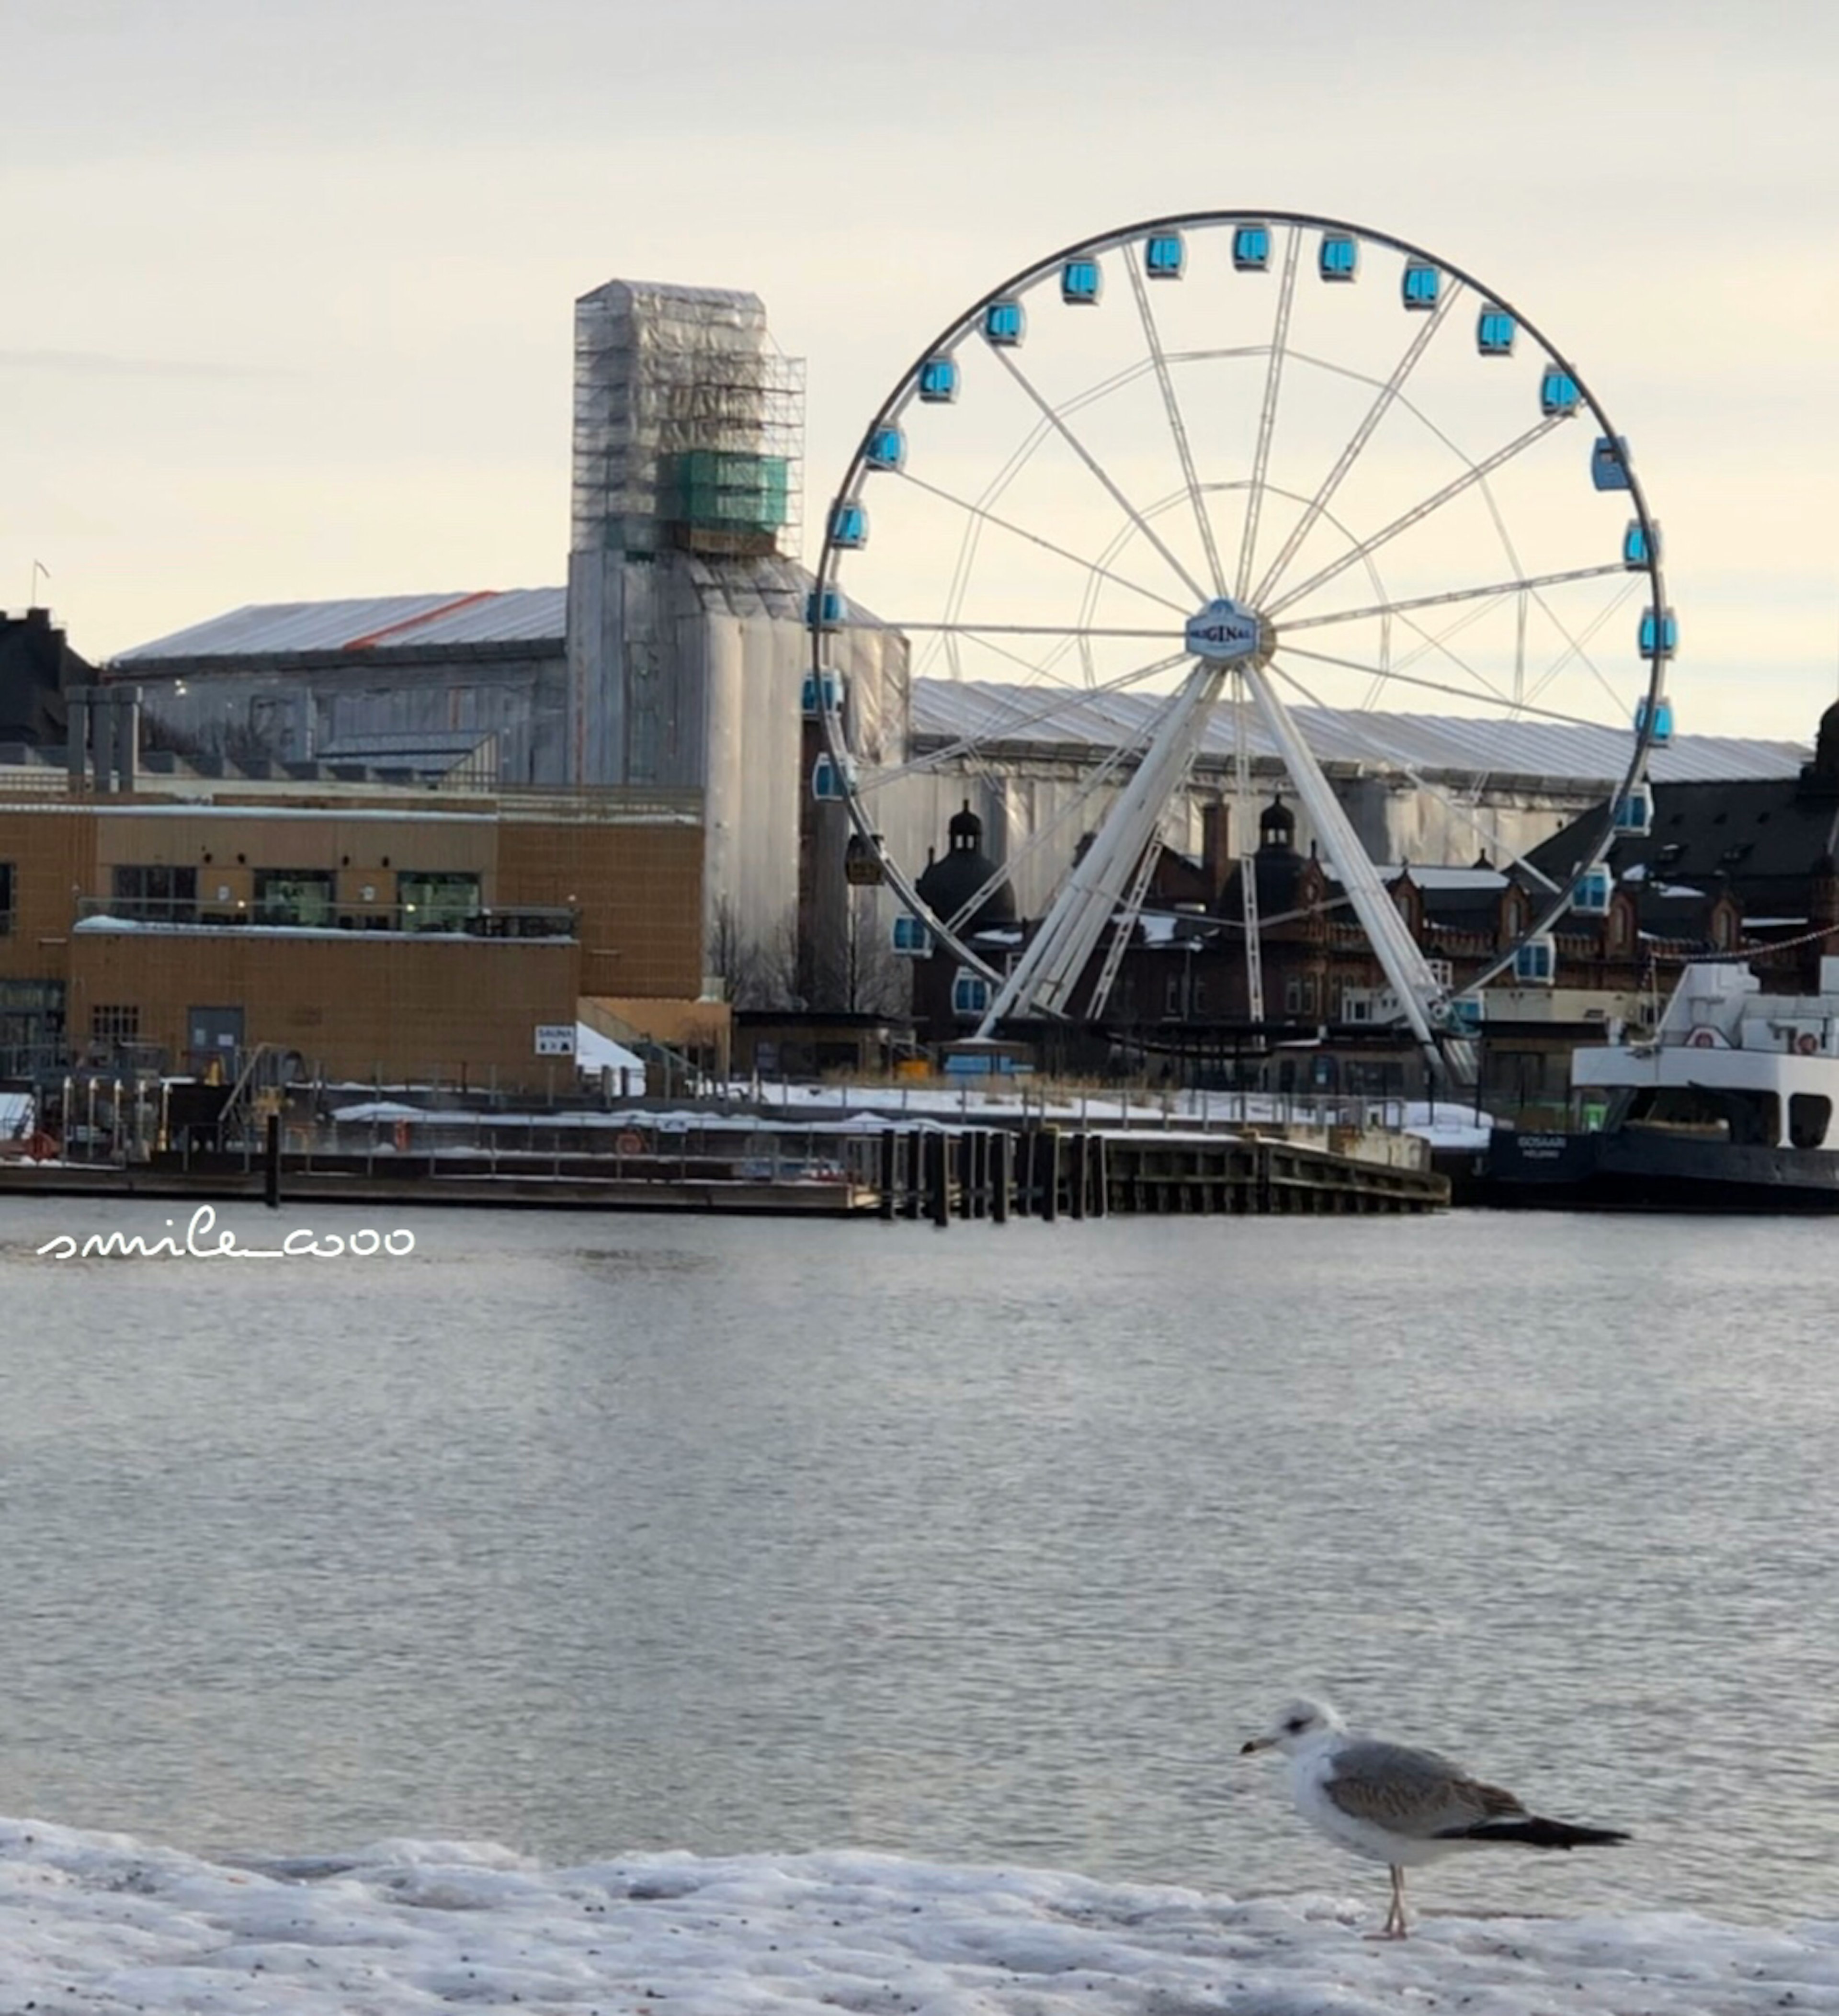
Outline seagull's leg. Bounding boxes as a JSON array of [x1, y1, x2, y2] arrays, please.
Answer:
[[1366, 1866, 1409, 1940]]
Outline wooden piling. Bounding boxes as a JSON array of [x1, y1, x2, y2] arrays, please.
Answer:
[[928, 1131, 951, 1228]]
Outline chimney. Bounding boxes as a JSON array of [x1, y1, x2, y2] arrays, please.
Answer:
[[114, 684, 142, 793], [66, 687, 90, 790], [1201, 799, 1232, 906]]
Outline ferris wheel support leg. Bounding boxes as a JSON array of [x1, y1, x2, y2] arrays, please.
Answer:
[[976, 661, 1226, 1035], [1241, 663, 1474, 1087]]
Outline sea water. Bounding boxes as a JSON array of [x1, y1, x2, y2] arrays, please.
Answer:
[[1, 1199, 1832, 1923]]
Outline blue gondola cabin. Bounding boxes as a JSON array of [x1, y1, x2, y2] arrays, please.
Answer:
[[1145, 232, 1185, 278], [829, 501, 868, 549], [1635, 695, 1675, 746], [1571, 866, 1613, 916], [1061, 259, 1102, 305], [1622, 519, 1661, 568], [1319, 232, 1358, 282], [1539, 366, 1580, 416], [1513, 935, 1557, 985], [864, 424, 905, 472], [952, 969, 991, 1018], [918, 356, 959, 404], [800, 670, 843, 720], [805, 586, 842, 631], [892, 915, 932, 957], [811, 755, 849, 802], [1476, 306, 1516, 356], [1231, 223, 1272, 272], [1639, 606, 1678, 660], [983, 299, 1025, 346], [1613, 788, 1654, 837], [1591, 436, 1632, 491], [1400, 260, 1440, 310]]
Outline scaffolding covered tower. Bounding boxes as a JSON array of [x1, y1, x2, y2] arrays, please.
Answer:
[[570, 281, 805, 560]]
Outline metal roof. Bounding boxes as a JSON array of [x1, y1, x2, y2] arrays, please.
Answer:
[[114, 588, 568, 662], [910, 679, 1806, 786]]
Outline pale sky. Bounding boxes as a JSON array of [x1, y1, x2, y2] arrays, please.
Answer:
[[8, 0, 1839, 739]]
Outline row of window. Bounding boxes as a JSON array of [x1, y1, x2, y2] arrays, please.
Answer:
[[107, 866, 484, 929]]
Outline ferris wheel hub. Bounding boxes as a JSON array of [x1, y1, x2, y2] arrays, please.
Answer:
[[1183, 595, 1268, 665]]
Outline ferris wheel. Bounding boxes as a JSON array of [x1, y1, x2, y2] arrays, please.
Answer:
[[808, 210, 1671, 1078]]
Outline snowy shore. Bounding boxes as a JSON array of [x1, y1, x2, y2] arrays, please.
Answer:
[[6, 1820, 1837, 2015]]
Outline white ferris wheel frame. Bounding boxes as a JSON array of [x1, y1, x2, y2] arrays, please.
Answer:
[[810, 209, 1669, 1080]]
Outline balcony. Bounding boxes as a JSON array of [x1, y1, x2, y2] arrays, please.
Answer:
[[75, 896, 578, 939]]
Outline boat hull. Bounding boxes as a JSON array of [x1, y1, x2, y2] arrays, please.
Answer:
[[1482, 1129, 1839, 1212]]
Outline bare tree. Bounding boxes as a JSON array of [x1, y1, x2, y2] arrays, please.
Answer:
[[806, 892, 911, 1016], [707, 896, 771, 1008]]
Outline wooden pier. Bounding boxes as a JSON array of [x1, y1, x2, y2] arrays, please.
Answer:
[[874, 1122, 1445, 1221], [0, 1113, 1445, 1220]]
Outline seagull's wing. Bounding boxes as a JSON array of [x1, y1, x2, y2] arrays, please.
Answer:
[[1321, 1739, 1528, 1840]]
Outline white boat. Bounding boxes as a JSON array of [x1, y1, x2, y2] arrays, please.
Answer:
[[1485, 959, 1839, 1211]]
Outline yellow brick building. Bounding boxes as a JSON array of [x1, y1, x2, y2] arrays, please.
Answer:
[[0, 773, 710, 1092]]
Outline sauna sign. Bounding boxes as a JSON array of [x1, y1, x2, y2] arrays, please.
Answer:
[[1184, 597, 1260, 664], [534, 1024, 577, 1056]]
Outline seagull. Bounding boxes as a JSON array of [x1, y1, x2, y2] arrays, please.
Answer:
[[1241, 1697, 1630, 1937]]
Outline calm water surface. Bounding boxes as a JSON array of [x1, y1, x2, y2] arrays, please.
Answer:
[[1, 1197, 1836, 1924]]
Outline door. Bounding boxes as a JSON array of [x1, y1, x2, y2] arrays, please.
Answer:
[[188, 1005, 245, 1079]]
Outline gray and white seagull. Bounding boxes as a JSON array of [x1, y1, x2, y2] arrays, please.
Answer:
[[1241, 1697, 1631, 1937]]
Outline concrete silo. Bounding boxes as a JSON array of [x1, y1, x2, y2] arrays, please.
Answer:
[[565, 279, 907, 1002]]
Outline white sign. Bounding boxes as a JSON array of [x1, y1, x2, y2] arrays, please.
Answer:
[[1184, 595, 1261, 664], [534, 1024, 577, 1056]]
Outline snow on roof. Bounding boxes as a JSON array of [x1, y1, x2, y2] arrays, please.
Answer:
[[114, 588, 568, 661], [1387, 865, 1509, 891], [574, 1022, 648, 1080], [911, 679, 1806, 785]]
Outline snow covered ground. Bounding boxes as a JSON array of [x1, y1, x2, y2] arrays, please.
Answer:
[[6, 1822, 1837, 2016]]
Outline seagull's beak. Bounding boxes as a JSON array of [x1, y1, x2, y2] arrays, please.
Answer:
[[1240, 1735, 1274, 1755]]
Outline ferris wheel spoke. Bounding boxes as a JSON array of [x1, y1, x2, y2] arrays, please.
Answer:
[[1264, 657, 1562, 894], [893, 467, 1192, 617], [1273, 562, 1625, 635], [1388, 604, 1523, 712], [1249, 285, 1458, 609], [1235, 226, 1302, 600], [939, 731, 1150, 940], [855, 650, 1191, 800], [1520, 578, 1644, 717], [989, 344, 1211, 605], [978, 661, 1228, 1028], [889, 623, 1180, 640], [1274, 641, 1628, 733], [1124, 244, 1227, 596], [1262, 418, 1563, 619]]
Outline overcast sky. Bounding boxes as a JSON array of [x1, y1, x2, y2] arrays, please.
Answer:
[[8, 0, 1839, 738]]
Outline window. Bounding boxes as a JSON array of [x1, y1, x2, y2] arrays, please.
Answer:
[[91, 1004, 140, 1044], [111, 865, 197, 922], [254, 869, 336, 927], [1790, 1094, 1832, 1151], [1302, 978, 1318, 1013], [1284, 977, 1303, 1014], [1164, 974, 1182, 1016], [398, 872, 480, 932], [1192, 979, 1207, 1015], [0, 861, 12, 936]]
